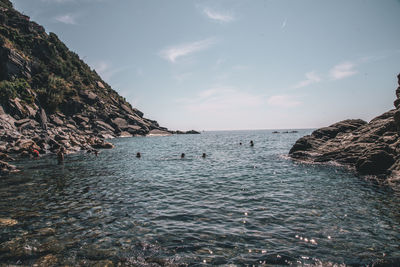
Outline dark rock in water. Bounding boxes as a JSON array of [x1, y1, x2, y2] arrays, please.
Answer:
[[172, 130, 201, 134], [0, 160, 18, 174], [289, 74, 400, 186], [355, 148, 395, 175], [0, 152, 14, 161], [91, 141, 114, 149], [186, 130, 201, 134]]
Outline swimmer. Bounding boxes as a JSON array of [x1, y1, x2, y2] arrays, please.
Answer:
[[30, 146, 40, 159], [181, 153, 185, 159], [239, 142, 242, 145], [94, 150, 98, 157], [57, 146, 65, 164], [136, 152, 141, 158], [202, 153, 206, 158], [250, 140, 254, 147]]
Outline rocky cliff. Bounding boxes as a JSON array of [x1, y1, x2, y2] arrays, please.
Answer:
[[289, 74, 400, 187], [0, 0, 170, 173]]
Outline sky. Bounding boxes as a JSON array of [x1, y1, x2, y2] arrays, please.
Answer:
[[10, 0, 400, 131]]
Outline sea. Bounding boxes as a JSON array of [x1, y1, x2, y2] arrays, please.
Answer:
[[1, 130, 400, 266]]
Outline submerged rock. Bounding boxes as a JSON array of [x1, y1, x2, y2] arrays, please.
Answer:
[[0, 218, 18, 226], [289, 74, 400, 186]]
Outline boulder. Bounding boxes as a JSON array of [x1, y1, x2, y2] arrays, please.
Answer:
[[0, 152, 14, 161], [91, 141, 114, 149], [94, 120, 115, 132], [37, 107, 47, 130], [0, 160, 18, 174], [74, 114, 89, 124], [14, 118, 30, 127], [80, 90, 99, 104], [289, 73, 400, 182], [51, 115, 63, 126], [111, 117, 128, 129], [8, 98, 26, 119], [356, 149, 395, 175]]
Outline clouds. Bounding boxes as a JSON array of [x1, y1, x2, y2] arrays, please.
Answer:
[[159, 38, 217, 63], [55, 13, 76, 24], [329, 62, 358, 80], [203, 8, 234, 23], [293, 61, 359, 89], [292, 71, 322, 89]]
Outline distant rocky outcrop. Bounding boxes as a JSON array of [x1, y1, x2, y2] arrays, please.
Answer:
[[171, 130, 201, 134], [0, 0, 170, 174], [289, 74, 400, 186]]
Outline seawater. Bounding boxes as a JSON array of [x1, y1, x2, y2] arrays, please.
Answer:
[[1, 130, 400, 266]]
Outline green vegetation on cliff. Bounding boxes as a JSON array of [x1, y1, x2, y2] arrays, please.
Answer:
[[0, 0, 131, 114]]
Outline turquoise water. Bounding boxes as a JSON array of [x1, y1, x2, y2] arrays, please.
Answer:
[[1, 130, 400, 265]]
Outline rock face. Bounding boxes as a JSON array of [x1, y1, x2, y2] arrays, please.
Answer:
[[0, 0, 171, 174], [289, 74, 400, 186]]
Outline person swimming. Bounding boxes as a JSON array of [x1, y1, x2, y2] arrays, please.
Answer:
[[136, 152, 141, 158], [202, 153, 206, 158], [239, 142, 242, 145], [181, 153, 185, 159], [250, 140, 254, 146], [57, 146, 65, 164]]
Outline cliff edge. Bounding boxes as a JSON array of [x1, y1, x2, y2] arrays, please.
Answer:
[[0, 0, 169, 173], [289, 74, 400, 187]]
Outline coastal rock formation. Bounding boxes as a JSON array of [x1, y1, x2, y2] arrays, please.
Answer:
[[289, 74, 400, 186], [0, 0, 170, 173]]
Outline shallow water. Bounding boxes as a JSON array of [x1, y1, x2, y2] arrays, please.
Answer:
[[1, 130, 400, 265]]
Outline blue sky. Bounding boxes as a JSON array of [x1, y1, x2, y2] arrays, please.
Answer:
[[11, 0, 400, 130]]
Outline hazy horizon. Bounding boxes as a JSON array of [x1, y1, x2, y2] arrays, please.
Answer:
[[11, 0, 400, 131]]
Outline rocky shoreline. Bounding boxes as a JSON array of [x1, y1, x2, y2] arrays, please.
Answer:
[[289, 74, 400, 187], [0, 101, 201, 174], [0, 0, 201, 175]]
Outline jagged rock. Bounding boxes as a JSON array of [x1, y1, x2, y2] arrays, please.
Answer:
[[14, 118, 30, 127], [0, 46, 31, 80], [356, 148, 395, 175], [0, 152, 14, 161], [74, 114, 89, 124], [80, 90, 99, 104], [111, 117, 128, 129], [8, 98, 25, 119], [0, 160, 18, 174], [96, 81, 105, 89], [50, 115, 63, 126], [37, 107, 47, 130], [25, 104, 37, 117], [290, 74, 400, 184], [94, 120, 115, 132], [120, 104, 134, 115]]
